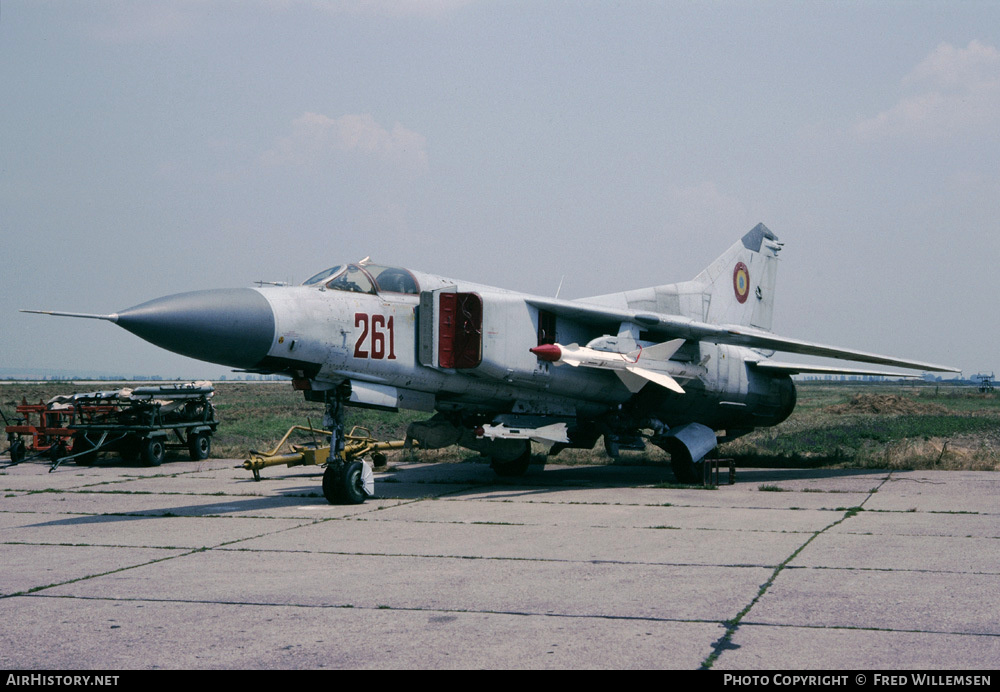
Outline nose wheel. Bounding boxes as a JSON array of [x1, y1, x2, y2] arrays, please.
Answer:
[[322, 459, 374, 504]]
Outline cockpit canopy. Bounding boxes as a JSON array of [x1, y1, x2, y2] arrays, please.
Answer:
[[302, 263, 419, 295]]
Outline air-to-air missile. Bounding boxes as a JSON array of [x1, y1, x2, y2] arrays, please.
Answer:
[[530, 338, 708, 394]]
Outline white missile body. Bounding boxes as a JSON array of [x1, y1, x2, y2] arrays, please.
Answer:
[[530, 339, 707, 394], [480, 422, 570, 444]]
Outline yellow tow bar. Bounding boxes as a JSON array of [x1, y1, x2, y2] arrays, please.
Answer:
[[241, 423, 414, 481]]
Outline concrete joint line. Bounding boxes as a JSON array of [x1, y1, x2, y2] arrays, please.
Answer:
[[700, 481, 882, 669]]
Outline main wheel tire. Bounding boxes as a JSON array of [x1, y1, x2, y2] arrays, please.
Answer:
[[188, 432, 211, 460], [490, 445, 532, 477], [142, 438, 165, 467], [671, 456, 704, 484]]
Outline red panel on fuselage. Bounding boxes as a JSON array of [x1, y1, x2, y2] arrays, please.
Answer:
[[439, 292, 482, 369]]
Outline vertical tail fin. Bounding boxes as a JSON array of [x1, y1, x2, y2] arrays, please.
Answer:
[[581, 223, 782, 331], [691, 223, 782, 330]]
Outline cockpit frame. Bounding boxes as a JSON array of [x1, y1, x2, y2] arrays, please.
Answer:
[[303, 263, 420, 296]]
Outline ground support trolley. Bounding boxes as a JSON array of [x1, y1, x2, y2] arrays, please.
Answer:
[[4, 382, 218, 471]]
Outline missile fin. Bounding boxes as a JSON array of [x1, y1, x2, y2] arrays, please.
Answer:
[[637, 338, 686, 362], [615, 369, 649, 393], [625, 366, 686, 394]]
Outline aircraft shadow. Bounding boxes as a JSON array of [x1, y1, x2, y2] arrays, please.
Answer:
[[11, 460, 894, 528]]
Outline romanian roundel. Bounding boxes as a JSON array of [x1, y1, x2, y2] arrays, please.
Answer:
[[733, 262, 750, 304]]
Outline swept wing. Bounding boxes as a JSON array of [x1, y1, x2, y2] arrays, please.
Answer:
[[526, 297, 957, 374]]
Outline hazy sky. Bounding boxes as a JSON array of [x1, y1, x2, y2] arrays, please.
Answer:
[[2, 1, 997, 379]]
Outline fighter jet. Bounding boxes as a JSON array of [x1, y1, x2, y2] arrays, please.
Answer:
[[24, 224, 957, 502]]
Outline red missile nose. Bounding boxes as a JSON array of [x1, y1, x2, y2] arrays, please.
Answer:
[[530, 344, 562, 362]]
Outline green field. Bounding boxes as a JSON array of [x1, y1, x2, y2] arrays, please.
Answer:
[[720, 383, 1000, 471], [3, 380, 997, 471]]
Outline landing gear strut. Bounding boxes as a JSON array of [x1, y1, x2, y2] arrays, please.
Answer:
[[320, 384, 374, 504]]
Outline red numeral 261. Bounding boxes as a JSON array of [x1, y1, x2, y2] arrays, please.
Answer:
[[354, 313, 395, 360]]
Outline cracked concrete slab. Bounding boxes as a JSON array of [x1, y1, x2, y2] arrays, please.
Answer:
[[716, 624, 999, 670], [1, 543, 187, 597], [788, 532, 1000, 573], [44, 549, 772, 622], [230, 519, 809, 566], [745, 568, 1000, 635], [0, 510, 315, 549], [368, 497, 840, 533]]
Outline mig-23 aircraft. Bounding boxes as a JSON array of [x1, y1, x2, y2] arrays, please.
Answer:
[[24, 224, 957, 502]]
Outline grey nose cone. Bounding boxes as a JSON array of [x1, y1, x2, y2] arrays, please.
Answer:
[[115, 288, 275, 370]]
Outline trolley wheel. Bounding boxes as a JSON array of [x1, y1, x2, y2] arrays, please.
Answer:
[[119, 436, 141, 463], [49, 441, 68, 463], [188, 432, 211, 461], [71, 435, 98, 466], [9, 438, 26, 464], [142, 438, 165, 467]]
